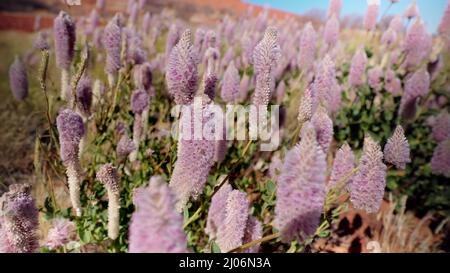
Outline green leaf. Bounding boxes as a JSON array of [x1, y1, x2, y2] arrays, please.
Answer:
[[211, 241, 221, 253]]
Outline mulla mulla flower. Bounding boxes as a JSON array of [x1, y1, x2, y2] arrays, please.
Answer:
[[311, 106, 333, 155], [432, 111, 450, 143], [129, 89, 149, 162], [438, 0, 450, 39], [129, 176, 189, 253], [166, 29, 198, 105], [33, 32, 49, 51], [96, 164, 120, 240], [327, 142, 355, 193], [76, 77, 93, 119], [221, 61, 240, 103], [165, 23, 181, 60], [202, 46, 219, 101], [384, 125, 411, 170], [323, 15, 340, 48], [0, 184, 39, 253], [404, 19, 432, 68], [53, 11, 76, 101], [252, 27, 281, 107], [103, 14, 122, 87], [57, 109, 85, 216], [298, 84, 316, 125], [431, 139, 450, 178], [134, 62, 154, 95], [313, 55, 337, 110], [117, 134, 136, 160], [350, 135, 387, 214], [46, 218, 76, 250], [399, 69, 430, 119], [209, 186, 263, 253], [274, 123, 327, 242], [298, 22, 317, 73], [349, 46, 368, 88], [169, 96, 216, 211], [368, 66, 383, 92], [404, 0, 419, 20], [364, 0, 380, 31], [9, 56, 28, 101], [385, 69, 402, 96], [327, 0, 342, 18]]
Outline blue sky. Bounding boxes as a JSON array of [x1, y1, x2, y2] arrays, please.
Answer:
[[246, 0, 448, 33]]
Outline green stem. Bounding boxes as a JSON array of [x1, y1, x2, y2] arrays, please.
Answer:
[[228, 233, 279, 253]]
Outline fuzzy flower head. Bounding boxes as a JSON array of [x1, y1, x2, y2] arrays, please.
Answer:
[[323, 15, 340, 46], [404, 0, 419, 19], [53, 11, 76, 69], [9, 56, 28, 101], [311, 106, 333, 154], [364, 0, 380, 31], [130, 89, 149, 114], [298, 22, 317, 72], [327, 142, 355, 192], [165, 23, 181, 59], [431, 139, 450, 178], [438, 1, 450, 38], [46, 218, 76, 250], [349, 46, 368, 87], [328, 0, 342, 18], [368, 66, 383, 92], [33, 32, 50, 50], [275, 123, 327, 242], [350, 136, 387, 213], [298, 85, 315, 125], [221, 61, 240, 103], [384, 125, 411, 170], [56, 109, 85, 163], [169, 97, 216, 211], [432, 111, 450, 143], [135, 62, 153, 92], [76, 77, 92, 117], [399, 69, 430, 119], [313, 55, 337, 109], [385, 69, 402, 96], [202, 50, 219, 101], [129, 176, 189, 253], [205, 183, 232, 240], [117, 135, 136, 159], [252, 27, 281, 106], [166, 29, 198, 105], [404, 19, 431, 68], [103, 14, 122, 74], [0, 184, 39, 253], [96, 164, 120, 194], [216, 190, 249, 252]]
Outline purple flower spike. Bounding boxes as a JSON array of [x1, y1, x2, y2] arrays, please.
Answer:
[[206, 183, 232, 240], [53, 11, 76, 70], [404, 0, 419, 20], [432, 112, 450, 143], [431, 139, 450, 178], [385, 69, 402, 96], [404, 19, 431, 68], [364, 0, 380, 31], [46, 219, 75, 250], [76, 77, 92, 118], [241, 216, 263, 253], [368, 66, 383, 92], [9, 56, 28, 101], [0, 184, 39, 253], [399, 69, 430, 119], [313, 55, 337, 110], [298, 22, 317, 72], [323, 15, 340, 46], [129, 176, 189, 253], [221, 61, 240, 103], [349, 46, 368, 88], [103, 14, 122, 75], [350, 136, 387, 214], [311, 106, 333, 155], [117, 134, 136, 159], [275, 123, 327, 242], [327, 0, 342, 18], [165, 23, 181, 59], [216, 190, 249, 252], [97, 163, 120, 239], [438, 1, 450, 38], [131, 89, 149, 114], [33, 32, 49, 51], [56, 109, 85, 216], [252, 27, 281, 106], [166, 29, 198, 105], [135, 62, 153, 93], [169, 99, 216, 211], [384, 125, 411, 170], [327, 142, 355, 193]]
